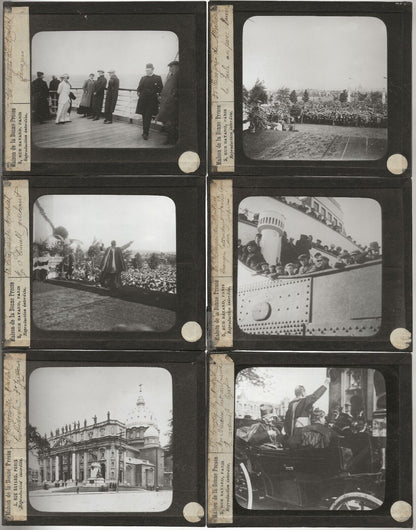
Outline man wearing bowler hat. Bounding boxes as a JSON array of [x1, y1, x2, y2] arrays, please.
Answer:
[[136, 63, 163, 140], [91, 69, 107, 121], [157, 60, 179, 144]]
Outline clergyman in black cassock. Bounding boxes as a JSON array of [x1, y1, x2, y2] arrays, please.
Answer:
[[135, 63, 163, 140]]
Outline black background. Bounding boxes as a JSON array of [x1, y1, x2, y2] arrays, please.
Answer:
[[221, 351, 412, 528], [20, 351, 206, 526], [209, 1, 412, 178], [3, 1, 206, 176], [29, 176, 206, 351], [208, 176, 412, 352]]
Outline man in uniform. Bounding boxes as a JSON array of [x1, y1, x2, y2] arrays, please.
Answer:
[[284, 377, 330, 437], [100, 240, 133, 289], [104, 70, 120, 124], [136, 63, 163, 140], [32, 72, 50, 123], [157, 60, 179, 144], [91, 69, 107, 121]]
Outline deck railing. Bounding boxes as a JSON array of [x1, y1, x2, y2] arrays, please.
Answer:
[[49, 88, 142, 122]]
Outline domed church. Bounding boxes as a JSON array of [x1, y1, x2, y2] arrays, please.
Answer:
[[36, 387, 171, 490]]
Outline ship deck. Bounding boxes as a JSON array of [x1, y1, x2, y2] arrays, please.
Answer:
[[32, 113, 170, 149]]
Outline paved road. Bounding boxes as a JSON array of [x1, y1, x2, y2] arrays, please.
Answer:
[[29, 488, 172, 512], [32, 282, 176, 331]]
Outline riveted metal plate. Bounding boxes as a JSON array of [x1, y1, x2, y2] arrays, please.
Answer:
[[305, 318, 382, 337], [238, 277, 311, 335]]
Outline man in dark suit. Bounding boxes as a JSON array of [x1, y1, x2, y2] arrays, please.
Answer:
[[48, 75, 60, 113], [284, 377, 330, 437], [136, 63, 163, 140], [100, 240, 133, 289], [157, 60, 179, 144], [32, 72, 50, 123], [91, 69, 107, 121], [104, 70, 120, 124]]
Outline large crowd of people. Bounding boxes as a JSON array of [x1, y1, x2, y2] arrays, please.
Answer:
[[33, 242, 176, 295], [57, 261, 176, 294], [300, 100, 387, 128], [244, 87, 387, 133], [238, 232, 381, 279]]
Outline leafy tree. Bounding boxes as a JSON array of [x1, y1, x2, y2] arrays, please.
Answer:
[[276, 86, 290, 102], [164, 413, 173, 457], [242, 85, 249, 106], [74, 245, 84, 265], [53, 226, 69, 241], [132, 252, 144, 269], [28, 424, 50, 456], [166, 254, 176, 266], [148, 252, 161, 270], [339, 89, 348, 103], [290, 103, 302, 120], [248, 80, 268, 105], [247, 103, 268, 132], [370, 91, 382, 104], [289, 90, 298, 104], [87, 240, 102, 268], [237, 368, 266, 387], [302, 89, 310, 103]]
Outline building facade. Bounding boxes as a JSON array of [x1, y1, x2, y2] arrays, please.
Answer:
[[37, 389, 170, 489]]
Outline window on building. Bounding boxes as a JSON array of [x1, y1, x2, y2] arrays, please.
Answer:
[[321, 207, 326, 218], [328, 212, 332, 221], [313, 201, 319, 211]]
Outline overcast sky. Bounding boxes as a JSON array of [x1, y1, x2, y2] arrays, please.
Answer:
[[32, 31, 178, 87], [29, 367, 172, 445], [336, 198, 381, 247], [34, 195, 176, 253], [244, 16, 387, 91], [239, 196, 381, 248], [236, 367, 329, 412]]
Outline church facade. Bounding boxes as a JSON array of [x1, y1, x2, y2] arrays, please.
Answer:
[[37, 389, 171, 489]]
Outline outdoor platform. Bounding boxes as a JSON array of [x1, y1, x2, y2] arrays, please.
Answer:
[[32, 282, 176, 332], [32, 113, 171, 149]]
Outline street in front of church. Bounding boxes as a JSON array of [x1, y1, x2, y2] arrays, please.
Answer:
[[29, 488, 172, 512]]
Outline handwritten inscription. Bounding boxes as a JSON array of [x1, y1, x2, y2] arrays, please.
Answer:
[[3, 353, 27, 521], [4, 180, 30, 347], [210, 180, 233, 347], [4, 7, 31, 171], [210, 5, 235, 172], [208, 354, 234, 524]]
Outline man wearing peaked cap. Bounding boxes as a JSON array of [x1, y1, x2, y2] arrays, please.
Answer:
[[104, 69, 119, 124], [157, 60, 179, 144], [136, 63, 163, 140]]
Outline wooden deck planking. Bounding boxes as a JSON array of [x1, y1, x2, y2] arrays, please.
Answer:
[[32, 113, 170, 149]]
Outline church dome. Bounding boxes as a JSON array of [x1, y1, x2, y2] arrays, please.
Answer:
[[144, 425, 159, 438], [125, 387, 157, 429]]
